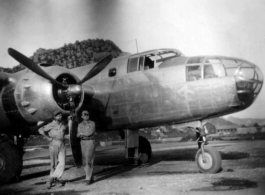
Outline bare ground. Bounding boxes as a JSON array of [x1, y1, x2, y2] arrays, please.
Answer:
[[1, 140, 265, 195]]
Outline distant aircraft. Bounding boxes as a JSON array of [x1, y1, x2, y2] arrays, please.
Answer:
[[0, 47, 263, 183]]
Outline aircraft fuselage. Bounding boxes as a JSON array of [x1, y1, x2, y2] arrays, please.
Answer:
[[0, 48, 263, 133], [74, 49, 263, 131]]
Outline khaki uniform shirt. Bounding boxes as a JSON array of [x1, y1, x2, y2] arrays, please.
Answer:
[[77, 120, 95, 137], [41, 120, 67, 141]]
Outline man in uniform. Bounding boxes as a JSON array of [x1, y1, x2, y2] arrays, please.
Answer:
[[39, 111, 67, 189], [77, 110, 96, 185]]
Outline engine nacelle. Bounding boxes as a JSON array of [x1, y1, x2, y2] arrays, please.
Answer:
[[14, 66, 84, 124]]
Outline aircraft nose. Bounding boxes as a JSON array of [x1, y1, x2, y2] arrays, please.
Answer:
[[235, 61, 263, 107]]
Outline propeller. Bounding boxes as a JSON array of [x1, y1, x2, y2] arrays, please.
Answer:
[[8, 47, 113, 112], [77, 54, 113, 84], [8, 48, 66, 88]]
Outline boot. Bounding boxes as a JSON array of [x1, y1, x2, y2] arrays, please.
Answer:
[[55, 178, 66, 186], [47, 177, 54, 189]]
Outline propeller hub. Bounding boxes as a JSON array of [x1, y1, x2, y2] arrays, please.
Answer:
[[68, 85, 82, 96]]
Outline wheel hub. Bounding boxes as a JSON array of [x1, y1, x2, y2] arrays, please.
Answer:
[[138, 153, 148, 164], [198, 153, 212, 169]]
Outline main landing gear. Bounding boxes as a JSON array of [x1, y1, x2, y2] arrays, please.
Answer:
[[195, 126, 222, 173], [122, 126, 221, 173], [0, 134, 24, 183], [124, 130, 152, 165]]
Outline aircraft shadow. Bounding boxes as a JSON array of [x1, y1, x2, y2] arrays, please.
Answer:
[[0, 187, 88, 195], [23, 163, 50, 169], [149, 148, 250, 163], [0, 188, 32, 195], [23, 154, 73, 162], [67, 164, 136, 184], [219, 151, 250, 160], [19, 167, 73, 182]]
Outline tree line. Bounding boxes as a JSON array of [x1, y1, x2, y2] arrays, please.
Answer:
[[0, 39, 122, 73]]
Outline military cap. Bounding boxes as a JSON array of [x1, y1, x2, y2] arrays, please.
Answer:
[[53, 110, 62, 117], [82, 110, 89, 115]]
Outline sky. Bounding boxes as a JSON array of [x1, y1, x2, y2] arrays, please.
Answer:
[[0, 0, 265, 119]]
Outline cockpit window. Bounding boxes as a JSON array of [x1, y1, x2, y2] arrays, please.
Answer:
[[187, 57, 204, 64], [127, 55, 154, 73], [186, 58, 225, 81], [143, 55, 154, 70], [238, 68, 255, 80], [128, 57, 139, 72], [204, 65, 217, 78], [128, 49, 182, 73], [187, 65, 202, 81], [222, 59, 239, 76]]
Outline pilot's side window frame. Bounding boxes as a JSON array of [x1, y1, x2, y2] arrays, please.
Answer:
[[127, 57, 139, 73], [139, 56, 145, 71]]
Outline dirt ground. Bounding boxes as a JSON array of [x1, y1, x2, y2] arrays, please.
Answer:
[[1, 140, 265, 195]]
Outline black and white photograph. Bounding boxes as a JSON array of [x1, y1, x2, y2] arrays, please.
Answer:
[[0, 0, 265, 194]]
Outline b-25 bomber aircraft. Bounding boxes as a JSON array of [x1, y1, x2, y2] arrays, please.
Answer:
[[0, 47, 263, 183]]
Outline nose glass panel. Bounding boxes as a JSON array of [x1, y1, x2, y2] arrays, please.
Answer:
[[204, 57, 263, 107], [231, 59, 263, 106]]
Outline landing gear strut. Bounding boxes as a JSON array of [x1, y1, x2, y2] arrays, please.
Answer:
[[124, 130, 152, 165], [195, 124, 222, 173]]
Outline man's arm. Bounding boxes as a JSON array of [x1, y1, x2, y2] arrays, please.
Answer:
[[90, 121, 96, 135], [77, 123, 83, 138], [64, 125, 70, 139], [38, 127, 53, 141]]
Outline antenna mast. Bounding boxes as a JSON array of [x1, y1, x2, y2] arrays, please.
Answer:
[[135, 39, 138, 53]]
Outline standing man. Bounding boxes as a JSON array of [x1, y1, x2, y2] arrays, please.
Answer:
[[39, 111, 67, 189], [77, 110, 96, 185]]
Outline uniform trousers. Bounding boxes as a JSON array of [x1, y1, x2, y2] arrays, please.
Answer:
[[80, 139, 95, 180], [49, 139, 66, 179]]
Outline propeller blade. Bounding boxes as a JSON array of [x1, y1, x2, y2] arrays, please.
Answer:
[[68, 97, 83, 167], [8, 48, 65, 88], [78, 53, 113, 84]]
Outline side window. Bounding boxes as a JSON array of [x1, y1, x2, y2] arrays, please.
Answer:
[[128, 57, 139, 73], [204, 65, 217, 79], [204, 58, 225, 77], [109, 68, 116, 77], [144, 56, 154, 70], [127, 55, 155, 73], [186, 65, 202, 81]]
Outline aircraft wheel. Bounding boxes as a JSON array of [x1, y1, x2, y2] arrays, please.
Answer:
[[0, 141, 23, 183], [138, 136, 152, 164], [195, 146, 221, 173]]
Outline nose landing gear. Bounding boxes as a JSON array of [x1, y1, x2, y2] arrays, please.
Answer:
[[195, 125, 222, 173]]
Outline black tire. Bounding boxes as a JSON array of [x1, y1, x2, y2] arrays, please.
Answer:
[[0, 141, 23, 183], [138, 136, 152, 164], [195, 146, 221, 173]]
